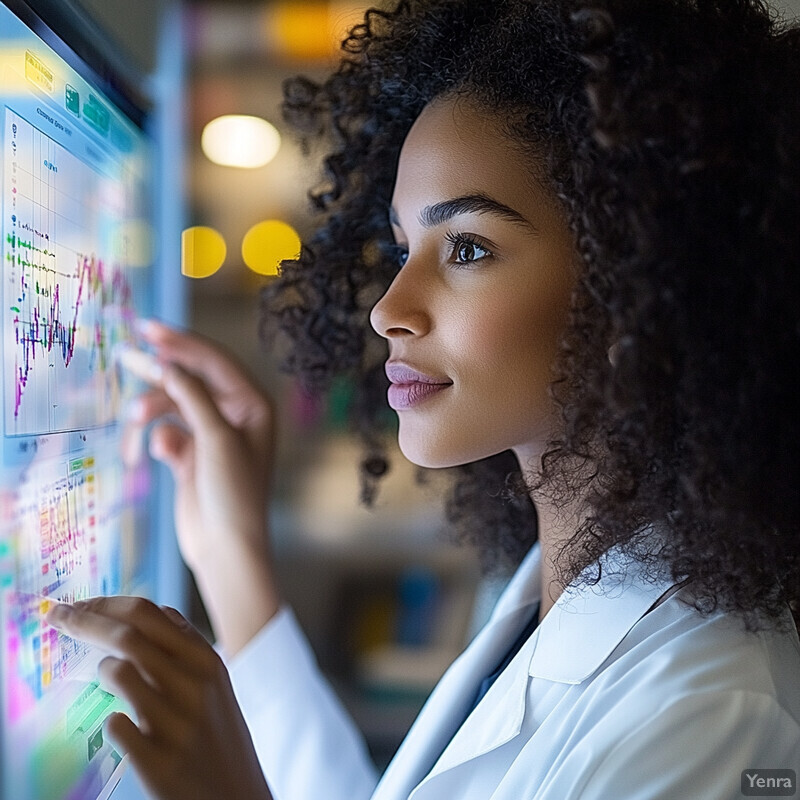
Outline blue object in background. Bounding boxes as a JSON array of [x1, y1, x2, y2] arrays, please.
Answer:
[[396, 567, 440, 647]]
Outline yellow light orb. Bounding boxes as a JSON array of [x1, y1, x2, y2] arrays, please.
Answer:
[[181, 226, 227, 278], [241, 219, 301, 276]]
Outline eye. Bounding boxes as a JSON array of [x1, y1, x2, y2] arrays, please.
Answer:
[[384, 242, 409, 268], [445, 232, 492, 266], [393, 245, 409, 267]]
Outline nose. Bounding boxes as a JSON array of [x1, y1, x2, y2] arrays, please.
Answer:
[[369, 260, 432, 340]]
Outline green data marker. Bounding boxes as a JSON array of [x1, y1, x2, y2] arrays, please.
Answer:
[[83, 95, 109, 136], [65, 84, 80, 116]]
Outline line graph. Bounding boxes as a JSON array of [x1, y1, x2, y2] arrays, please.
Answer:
[[3, 109, 135, 435]]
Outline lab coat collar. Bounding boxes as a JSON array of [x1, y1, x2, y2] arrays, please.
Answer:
[[415, 541, 679, 796], [388, 538, 680, 800], [484, 538, 678, 685], [528, 543, 678, 683]]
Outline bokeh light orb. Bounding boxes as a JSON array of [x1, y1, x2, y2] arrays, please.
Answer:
[[201, 115, 281, 169]]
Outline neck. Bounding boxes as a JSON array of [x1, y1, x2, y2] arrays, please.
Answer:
[[513, 444, 584, 622], [534, 500, 578, 620]]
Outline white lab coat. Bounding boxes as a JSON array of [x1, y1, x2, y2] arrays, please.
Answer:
[[228, 542, 800, 800]]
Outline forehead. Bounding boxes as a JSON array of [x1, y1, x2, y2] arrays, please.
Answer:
[[392, 97, 544, 218]]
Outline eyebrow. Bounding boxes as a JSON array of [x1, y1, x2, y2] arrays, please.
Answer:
[[389, 193, 538, 233]]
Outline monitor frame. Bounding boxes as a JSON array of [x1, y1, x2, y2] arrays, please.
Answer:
[[2, 0, 152, 128]]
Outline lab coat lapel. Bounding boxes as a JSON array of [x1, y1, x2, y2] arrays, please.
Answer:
[[413, 620, 536, 791], [372, 545, 542, 800]]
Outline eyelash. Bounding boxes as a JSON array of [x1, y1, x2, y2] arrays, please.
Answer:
[[386, 232, 494, 269], [444, 231, 493, 267]]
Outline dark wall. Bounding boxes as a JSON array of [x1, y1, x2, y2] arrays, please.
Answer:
[[77, 0, 166, 74]]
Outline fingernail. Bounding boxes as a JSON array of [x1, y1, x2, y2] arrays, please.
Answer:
[[121, 426, 145, 467], [125, 397, 146, 422], [45, 603, 71, 626], [135, 318, 160, 339], [118, 348, 164, 386], [161, 364, 182, 393]]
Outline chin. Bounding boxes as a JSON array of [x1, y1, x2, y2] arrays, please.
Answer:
[[397, 430, 450, 469], [397, 440, 445, 469], [397, 427, 492, 470]]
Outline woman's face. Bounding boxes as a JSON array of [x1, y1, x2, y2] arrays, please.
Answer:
[[369, 97, 577, 470]]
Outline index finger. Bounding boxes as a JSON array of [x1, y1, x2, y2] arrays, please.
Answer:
[[46, 596, 210, 663], [137, 320, 261, 400]]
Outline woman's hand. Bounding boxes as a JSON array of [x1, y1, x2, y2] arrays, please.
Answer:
[[126, 321, 281, 655], [46, 597, 273, 800]]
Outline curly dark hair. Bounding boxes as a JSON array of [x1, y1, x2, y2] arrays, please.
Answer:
[[260, 0, 800, 629]]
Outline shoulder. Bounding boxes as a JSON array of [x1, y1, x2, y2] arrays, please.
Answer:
[[606, 585, 800, 719], [525, 543, 799, 741], [565, 586, 800, 776], [547, 594, 800, 797]]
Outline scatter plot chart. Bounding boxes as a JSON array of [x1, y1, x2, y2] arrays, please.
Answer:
[[3, 110, 134, 436]]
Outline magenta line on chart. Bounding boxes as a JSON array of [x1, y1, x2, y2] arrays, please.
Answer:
[[9, 239, 132, 420]]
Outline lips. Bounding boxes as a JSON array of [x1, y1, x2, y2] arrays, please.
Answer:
[[385, 362, 452, 410]]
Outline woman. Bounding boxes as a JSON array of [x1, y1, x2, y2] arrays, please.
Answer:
[[47, 1, 800, 798]]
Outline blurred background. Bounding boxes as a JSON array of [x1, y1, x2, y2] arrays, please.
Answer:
[[76, 0, 800, 769]]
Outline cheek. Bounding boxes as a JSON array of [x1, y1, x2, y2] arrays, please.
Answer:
[[457, 282, 570, 391]]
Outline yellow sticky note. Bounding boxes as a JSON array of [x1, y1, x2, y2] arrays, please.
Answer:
[[25, 50, 54, 93], [241, 219, 300, 276], [181, 226, 227, 278]]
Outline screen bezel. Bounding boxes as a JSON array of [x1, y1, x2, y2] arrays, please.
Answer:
[[1, 0, 152, 129]]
